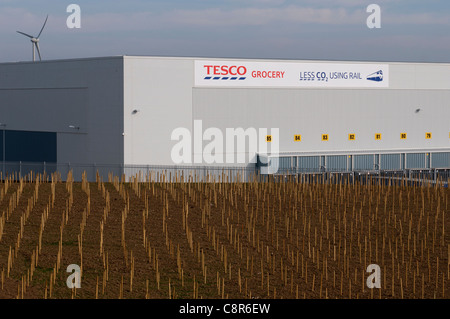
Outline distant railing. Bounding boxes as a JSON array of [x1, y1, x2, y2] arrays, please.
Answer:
[[272, 168, 449, 186], [0, 161, 448, 185], [0, 161, 258, 182]]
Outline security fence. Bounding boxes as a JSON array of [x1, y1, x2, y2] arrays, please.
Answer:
[[271, 169, 449, 187], [272, 151, 450, 172], [0, 161, 257, 182], [0, 160, 448, 186]]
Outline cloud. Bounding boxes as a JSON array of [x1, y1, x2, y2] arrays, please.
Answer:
[[82, 5, 450, 30], [229, 0, 286, 5], [0, 8, 56, 32], [164, 6, 365, 27], [290, 0, 406, 8], [384, 12, 450, 25], [0, 6, 363, 35], [2, 3, 450, 36]]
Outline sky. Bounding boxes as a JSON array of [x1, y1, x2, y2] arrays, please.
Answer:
[[1, 0, 450, 63]]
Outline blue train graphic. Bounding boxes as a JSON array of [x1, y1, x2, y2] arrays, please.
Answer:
[[367, 70, 383, 82]]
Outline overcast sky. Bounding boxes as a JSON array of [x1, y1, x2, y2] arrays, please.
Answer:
[[1, 0, 450, 63]]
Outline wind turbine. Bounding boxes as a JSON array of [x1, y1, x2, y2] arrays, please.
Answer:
[[17, 15, 48, 62]]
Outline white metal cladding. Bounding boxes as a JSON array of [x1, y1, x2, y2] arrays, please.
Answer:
[[123, 57, 194, 166], [192, 87, 450, 155]]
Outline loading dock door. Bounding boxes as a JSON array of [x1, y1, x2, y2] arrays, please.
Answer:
[[3, 130, 57, 163]]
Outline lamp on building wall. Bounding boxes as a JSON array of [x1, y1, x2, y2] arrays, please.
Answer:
[[132, 109, 140, 115], [68, 125, 80, 130]]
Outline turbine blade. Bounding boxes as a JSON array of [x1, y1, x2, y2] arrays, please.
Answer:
[[17, 31, 34, 38], [36, 14, 48, 39], [36, 43, 42, 61]]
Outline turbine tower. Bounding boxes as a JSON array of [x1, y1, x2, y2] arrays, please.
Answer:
[[17, 15, 48, 62]]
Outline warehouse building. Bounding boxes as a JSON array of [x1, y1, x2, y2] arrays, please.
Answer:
[[0, 56, 449, 179]]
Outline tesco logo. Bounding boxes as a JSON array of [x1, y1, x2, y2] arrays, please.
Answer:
[[204, 65, 247, 76], [204, 65, 247, 78]]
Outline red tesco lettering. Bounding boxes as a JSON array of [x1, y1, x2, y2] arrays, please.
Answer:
[[204, 65, 247, 76]]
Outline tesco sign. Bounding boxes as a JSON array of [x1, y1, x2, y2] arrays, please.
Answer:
[[204, 65, 247, 76], [195, 60, 389, 88]]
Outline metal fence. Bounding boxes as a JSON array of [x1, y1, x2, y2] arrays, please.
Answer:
[[272, 168, 449, 187], [0, 161, 258, 182], [0, 161, 448, 186], [270, 151, 450, 173]]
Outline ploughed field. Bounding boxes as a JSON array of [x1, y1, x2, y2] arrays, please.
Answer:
[[0, 172, 448, 299]]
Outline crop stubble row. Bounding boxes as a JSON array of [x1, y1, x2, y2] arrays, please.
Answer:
[[0, 172, 448, 299]]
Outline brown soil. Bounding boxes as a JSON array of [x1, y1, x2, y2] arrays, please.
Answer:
[[0, 174, 448, 299]]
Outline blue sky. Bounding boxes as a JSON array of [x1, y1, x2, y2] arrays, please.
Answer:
[[1, 0, 450, 62]]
